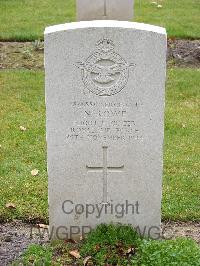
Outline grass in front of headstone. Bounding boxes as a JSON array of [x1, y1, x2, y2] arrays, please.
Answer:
[[0, 0, 199, 41], [12, 224, 200, 265], [0, 70, 48, 223], [0, 68, 199, 223], [162, 68, 200, 221]]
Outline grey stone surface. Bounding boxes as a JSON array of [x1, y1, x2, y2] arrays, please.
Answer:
[[45, 21, 167, 240], [76, 0, 134, 21]]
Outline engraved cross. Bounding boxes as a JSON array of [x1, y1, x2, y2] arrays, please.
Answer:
[[103, 0, 107, 19], [86, 146, 124, 203]]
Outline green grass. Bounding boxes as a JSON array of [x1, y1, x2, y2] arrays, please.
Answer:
[[162, 68, 200, 220], [131, 237, 200, 266], [135, 0, 200, 39], [0, 0, 75, 41], [80, 224, 140, 265], [0, 68, 200, 223], [0, 0, 199, 41], [0, 71, 47, 222], [12, 224, 200, 265], [12, 244, 53, 266]]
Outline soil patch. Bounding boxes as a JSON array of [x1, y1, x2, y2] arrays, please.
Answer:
[[0, 221, 48, 266], [162, 221, 200, 244], [0, 42, 44, 70], [168, 39, 200, 67], [0, 39, 200, 70], [0, 220, 199, 265]]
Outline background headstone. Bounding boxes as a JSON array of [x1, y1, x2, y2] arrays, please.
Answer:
[[77, 0, 134, 21], [45, 20, 167, 240]]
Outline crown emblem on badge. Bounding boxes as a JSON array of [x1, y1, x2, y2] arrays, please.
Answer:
[[76, 38, 135, 97], [96, 38, 114, 53]]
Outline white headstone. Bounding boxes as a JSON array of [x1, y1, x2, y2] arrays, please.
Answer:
[[76, 0, 134, 21], [45, 20, 167, 240]]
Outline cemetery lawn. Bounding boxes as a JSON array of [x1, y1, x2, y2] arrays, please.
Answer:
[[0, 68, 199, 224], [14, 224, 200, 265], [0, 0, 199, 41]]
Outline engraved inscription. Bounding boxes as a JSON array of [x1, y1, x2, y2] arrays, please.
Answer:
[[76, 38, 135, 96], [86, 146, 124, 203], [66, 101, 143, 142]]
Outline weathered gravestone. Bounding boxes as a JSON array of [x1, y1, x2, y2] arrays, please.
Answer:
[[77, 0, 134, 21], [45, 20, 167, 240]]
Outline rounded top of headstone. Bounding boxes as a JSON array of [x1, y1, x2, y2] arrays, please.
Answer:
[[44, 21, 166, 36]]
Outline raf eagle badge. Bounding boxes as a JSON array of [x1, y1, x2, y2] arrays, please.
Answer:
[[76, 38, 135, 97]]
